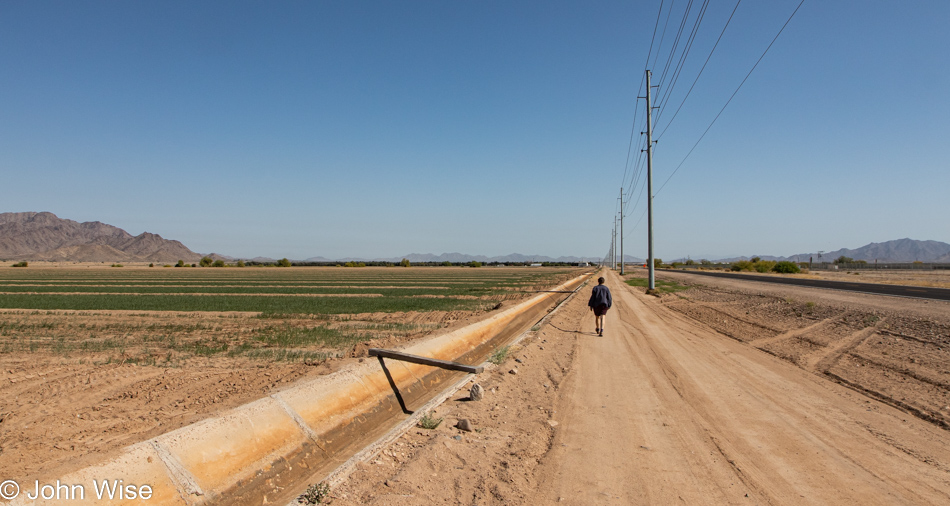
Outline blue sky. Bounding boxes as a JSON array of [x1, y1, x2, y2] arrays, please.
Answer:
[[1, 1, 947, 260]]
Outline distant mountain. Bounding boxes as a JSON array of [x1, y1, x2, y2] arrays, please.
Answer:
[[299, 252, 622, 264], [802, 239, 950, 263], [0, 212, 201, 263], [393, 252, 626, 264], [708, 239, 950, 264]]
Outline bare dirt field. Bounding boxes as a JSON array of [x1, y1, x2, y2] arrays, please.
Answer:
[[681, 266, 950, 289], [807, 268, 950, 288], [0, 266, 580, 485], [325, 269, 950, 505]]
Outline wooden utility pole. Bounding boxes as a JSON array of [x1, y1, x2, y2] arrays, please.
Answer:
[[645, 69, 655, 291], [619, 188, 624, 275]]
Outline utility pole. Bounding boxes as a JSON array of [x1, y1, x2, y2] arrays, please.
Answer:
[[645, 69, 656, 291], [619, 188, 624, 275], [612, 216, 617, 270]]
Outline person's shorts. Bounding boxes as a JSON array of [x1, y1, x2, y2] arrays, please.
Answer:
[[593, 304, 609, 316]]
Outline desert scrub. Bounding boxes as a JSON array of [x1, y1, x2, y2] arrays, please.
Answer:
[[772, 261, 801, 274], [418, 412, 443, 430], [488, 345, 510, 365], [299, 482, 331, 504]]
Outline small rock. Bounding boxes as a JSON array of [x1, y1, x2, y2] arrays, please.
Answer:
[[509, 368, 518, 375], [453, 435, 462, 441], [543, 384, 549, 388], [515, 358, 523, 364], [457, 419, 474, 432], [547, 420, 559, 427], [470, 383, 484, 401]]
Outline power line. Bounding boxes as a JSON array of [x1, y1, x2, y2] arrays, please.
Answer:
[[654, 0, 710, 124], [655, 0, 697, 95], [621, 0, 667, 190], [651, 0, 677, 70], [655, 0, 806, 197], [656, 0, 742, 140]]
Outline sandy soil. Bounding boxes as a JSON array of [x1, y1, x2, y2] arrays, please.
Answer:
[[326, 269, 950, 505], [0, 306, 507, 483]]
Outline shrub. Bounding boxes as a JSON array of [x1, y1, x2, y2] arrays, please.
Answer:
[[176, 260, 185, 267], [212, 259, 225, 267], [753, 260, 776, 273], [653, 258, 663, 268], [772, 261, 801, 274], [468, 261, 482, 268], [299, 482, 331, 505], [834, 256, 855, 264], [200, 256, 213, 267], [418, 412, 443, 430], [236, 260, 245, 267], [277, 258, 292, 267], [111, 264, 124, 268], [731, 260, 754, 272], [149, 263, 154, 267], [12, 261, 28, 267], [163, 264, 172, 268], [750, 256, 761, 263], [488, 346, 509, 365], [442, 261, 452, 266], [401, 258, 411, 267]]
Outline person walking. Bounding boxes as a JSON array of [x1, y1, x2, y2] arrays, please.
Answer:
[[588, 276, 612, 336]]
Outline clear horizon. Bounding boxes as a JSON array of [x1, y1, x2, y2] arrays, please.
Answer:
[[2, 2, 947, 260]]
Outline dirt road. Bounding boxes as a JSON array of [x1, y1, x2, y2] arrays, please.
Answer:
[[331, 270, 950, 505], [532, 270, 950, 504]]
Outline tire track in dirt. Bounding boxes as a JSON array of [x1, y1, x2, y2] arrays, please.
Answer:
[[811, 324, 881, 372]]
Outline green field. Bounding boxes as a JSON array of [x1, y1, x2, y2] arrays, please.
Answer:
[[0, 267, 579, 314], [0, 266, 582, 364]]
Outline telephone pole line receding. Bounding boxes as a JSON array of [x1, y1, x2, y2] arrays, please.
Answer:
[[645, 69, 656, 291], [613, 216, 618, 270], [619, 187, 624, 275]]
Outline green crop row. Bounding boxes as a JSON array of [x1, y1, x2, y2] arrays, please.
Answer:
[[0, 285, 502, 296], [0, 293, 492, 314]]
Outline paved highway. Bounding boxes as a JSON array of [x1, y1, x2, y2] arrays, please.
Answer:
[[670, 269, 950, 302]]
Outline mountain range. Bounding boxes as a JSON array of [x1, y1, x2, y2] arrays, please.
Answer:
[[0, 212, 200, 263], [705, 238, 950, 264], [303, 252, 638, 264], [2, 212, 947, 264]]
